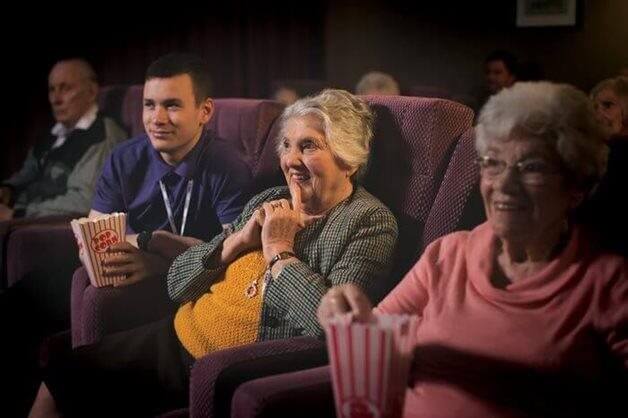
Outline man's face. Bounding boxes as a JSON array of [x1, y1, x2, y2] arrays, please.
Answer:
[[48, 61, 98, 128], [142, 74, 213, 165], [485, 60, 516, 94]]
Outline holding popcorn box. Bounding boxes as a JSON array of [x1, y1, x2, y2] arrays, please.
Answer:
[[71, 212, 127, 287], [324, 314, 418, 418]]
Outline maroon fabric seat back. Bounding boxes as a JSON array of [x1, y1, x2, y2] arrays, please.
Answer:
[[423, 127, 484, 247], [97, 85, 130, 133], [209, 98, 285, 191], [360, 95, 473, 293], [119, 84, 145, 137]]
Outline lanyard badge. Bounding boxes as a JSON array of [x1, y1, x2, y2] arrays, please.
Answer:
[[159, 179, 193, 236]]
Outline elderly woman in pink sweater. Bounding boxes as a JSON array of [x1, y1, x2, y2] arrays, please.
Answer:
[[318, 81, 627, 418]]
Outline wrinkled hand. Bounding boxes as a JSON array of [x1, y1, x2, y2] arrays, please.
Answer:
[[101, 242, 170, 287], [317, 284, 374, 327], [237, 206, 266, 252], [0, 203, 14, 221], [261, 181, 321, 262]]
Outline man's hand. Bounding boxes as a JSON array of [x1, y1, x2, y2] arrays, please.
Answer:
[[102, 242, 170, 287], [0, 203, 14, 221]]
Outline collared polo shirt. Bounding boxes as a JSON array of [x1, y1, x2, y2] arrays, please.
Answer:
[[92, 129, 252, 239]]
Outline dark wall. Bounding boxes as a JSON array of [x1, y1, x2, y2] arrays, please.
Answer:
[[1, 3, 326, 178], [325, 0, 628, 109], [3, 0, 627, 179]]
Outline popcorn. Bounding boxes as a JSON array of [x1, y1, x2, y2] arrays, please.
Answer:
[[325, 314, 418, 418], [71, 212, 126, 287]]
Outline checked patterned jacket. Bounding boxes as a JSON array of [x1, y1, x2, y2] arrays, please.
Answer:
[[167, 185, 398, 340]]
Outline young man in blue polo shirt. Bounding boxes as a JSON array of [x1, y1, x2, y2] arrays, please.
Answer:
[[0, 53, 252, 416], [91, 53, 252, 286]]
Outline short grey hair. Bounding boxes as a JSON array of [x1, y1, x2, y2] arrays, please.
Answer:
[[355, 71, 400, 96], [277, 89, 375, 181], [591, 76, 628, 121], [476, 81, 608, 191], [53, 58, 98, 84]]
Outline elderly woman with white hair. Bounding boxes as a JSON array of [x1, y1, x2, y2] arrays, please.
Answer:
[[319, 82, 627, 418], [31, 89, 398, 417]]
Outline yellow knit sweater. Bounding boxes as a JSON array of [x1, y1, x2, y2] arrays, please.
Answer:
[[174, 250, 266, 359]]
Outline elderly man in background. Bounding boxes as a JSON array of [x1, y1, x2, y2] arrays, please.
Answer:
[[0, 58, 126, 221]]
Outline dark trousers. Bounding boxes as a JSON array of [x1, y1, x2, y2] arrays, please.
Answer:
[[0, 269, 73, 417], [44, 315, 192, 418]]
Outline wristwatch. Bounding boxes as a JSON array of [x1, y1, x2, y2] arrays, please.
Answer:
[[137, 230, 154, 251], [268, 251, 296, 271]]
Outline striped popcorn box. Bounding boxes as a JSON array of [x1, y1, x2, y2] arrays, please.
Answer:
[[70, 212, 126, 287], [325, 314, 418, 418]]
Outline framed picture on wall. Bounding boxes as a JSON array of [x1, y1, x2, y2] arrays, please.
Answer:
[[516, 0, 577, 27]]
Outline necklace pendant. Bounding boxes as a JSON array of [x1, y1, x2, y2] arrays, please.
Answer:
[[245, 279, 258, 299]]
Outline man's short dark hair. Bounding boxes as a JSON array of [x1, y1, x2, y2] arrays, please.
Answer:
[[145, 53, 212, 103], [485, 50, 518, 76]]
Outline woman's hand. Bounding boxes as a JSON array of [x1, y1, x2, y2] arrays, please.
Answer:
[[261, 181, 321, 262], [317, 284, 374, 327], [218, 207, 265, 265], [238, 207, 265, 252], [261, 198, 301, 261], [101, 242, 171, 287]]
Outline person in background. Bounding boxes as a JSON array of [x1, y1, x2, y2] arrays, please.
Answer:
[[485, 50, 518, 95], [272, 84, 301, 106], [0, 58, 126, 221], [355, 71, 400, 96], [590, 76, 628, 139], [578, 76, 628, 256]]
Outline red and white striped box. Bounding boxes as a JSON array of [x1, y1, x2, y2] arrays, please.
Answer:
[[324, 314, 418, 418], [71, 212, 126, 287]]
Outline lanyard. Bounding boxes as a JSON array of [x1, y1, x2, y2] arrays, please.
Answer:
[[159, 179, 193, 236]]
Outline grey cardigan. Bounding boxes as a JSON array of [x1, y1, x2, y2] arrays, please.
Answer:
[[167, 185, 398, 340]]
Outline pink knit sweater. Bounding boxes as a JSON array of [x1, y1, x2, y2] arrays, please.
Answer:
[[377, 222, 628, 418]]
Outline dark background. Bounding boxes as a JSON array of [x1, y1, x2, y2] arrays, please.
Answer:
[[2, 0, 627, 178]]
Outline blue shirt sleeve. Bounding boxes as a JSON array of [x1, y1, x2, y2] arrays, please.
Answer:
[[91, 151, 125, 213], [211, 154, 253, 224]]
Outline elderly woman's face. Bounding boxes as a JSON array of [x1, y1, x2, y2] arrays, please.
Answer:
[[479, 136, 579, 244], [593, 88, 623, 137], [279, 115, 353, 214]]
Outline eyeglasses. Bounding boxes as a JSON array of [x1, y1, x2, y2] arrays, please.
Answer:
[[476, 155, 561, 186]]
